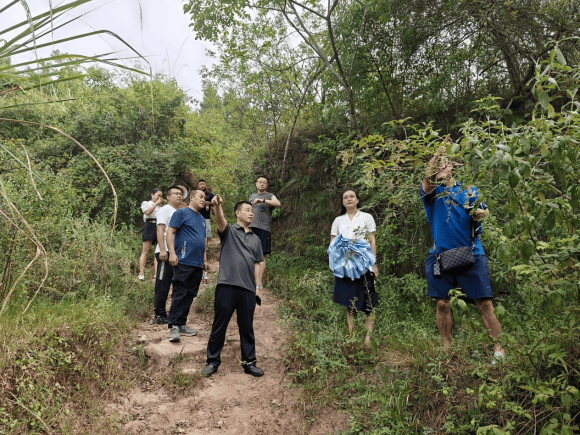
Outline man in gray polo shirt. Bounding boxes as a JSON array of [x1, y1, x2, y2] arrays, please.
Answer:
[[249, 175, 281, 289], [201, 195, 265, 378]]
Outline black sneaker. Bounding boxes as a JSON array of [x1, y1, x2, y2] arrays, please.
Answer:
[[201, 364, 218, 377], [152, 315, 168, 324], [243, 363, 264, 377]]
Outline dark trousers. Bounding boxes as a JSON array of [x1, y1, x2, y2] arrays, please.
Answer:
[[154, 253, 174, 317], [167, 264, 203, 328], [206, 284, 256, 367]]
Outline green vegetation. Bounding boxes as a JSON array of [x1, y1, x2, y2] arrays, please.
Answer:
[[261, 44, 580, 433], [2, 0, 580, 433], [0, 296, 136, 433], [1, 4, 253, 431], [266, 249, 579, 433]]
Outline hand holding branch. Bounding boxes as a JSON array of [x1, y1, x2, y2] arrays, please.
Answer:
[[472, 208, 487, 221]]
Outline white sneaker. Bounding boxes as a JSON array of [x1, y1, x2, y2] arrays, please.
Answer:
[[138, 275, 145, 281], [491, 351, 505, 365]]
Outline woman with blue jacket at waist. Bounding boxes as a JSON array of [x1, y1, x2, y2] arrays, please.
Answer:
[[328, 189, 379, 347]]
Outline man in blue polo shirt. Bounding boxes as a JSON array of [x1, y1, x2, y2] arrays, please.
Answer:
[[200, 195, 265, 378], [421, 145, 505, 362], [166, 189, 208, 342]]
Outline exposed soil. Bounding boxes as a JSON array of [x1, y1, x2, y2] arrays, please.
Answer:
[[107, 240, 348, 434]]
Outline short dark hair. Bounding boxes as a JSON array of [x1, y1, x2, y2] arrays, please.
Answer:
[[339, 189, 362, 216], [166, 185, 182, 195], [255, 175, 268, 183], [147, 188, 161, 200], [198, 179, 206, 184], [234, 200, 253, 213]]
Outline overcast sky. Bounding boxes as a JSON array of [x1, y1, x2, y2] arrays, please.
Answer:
[[4, 0, 215, 100]]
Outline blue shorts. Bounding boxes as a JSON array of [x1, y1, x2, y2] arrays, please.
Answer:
[[425, 254, 493, 300]]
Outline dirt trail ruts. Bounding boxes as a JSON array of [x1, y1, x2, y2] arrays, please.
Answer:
[[107, 241, 347, 434]]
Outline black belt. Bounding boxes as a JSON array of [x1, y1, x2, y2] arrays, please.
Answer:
[[146, 219, 157, 223]]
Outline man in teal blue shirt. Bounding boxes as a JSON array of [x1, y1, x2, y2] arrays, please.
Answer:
[[421, 145, 505, 362], [166, 190, 207, 342]]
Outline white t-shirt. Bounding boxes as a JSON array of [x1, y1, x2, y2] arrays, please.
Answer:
[[155, 204, 177, 254], [141, 200, 161, 222], [330, 210, 376, 241]]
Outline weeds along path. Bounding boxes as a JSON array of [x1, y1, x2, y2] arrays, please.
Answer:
[[107, 239, 347, 434]]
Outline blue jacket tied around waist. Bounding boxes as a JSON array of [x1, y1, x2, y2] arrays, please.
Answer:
[[328, 235, 375, 280]]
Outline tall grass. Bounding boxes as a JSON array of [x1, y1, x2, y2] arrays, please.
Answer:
[[0, 296, 140, 433], [266, 252, 580, 434], [0, 214, 154, 433]]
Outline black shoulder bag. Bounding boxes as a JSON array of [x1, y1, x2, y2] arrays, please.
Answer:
[[432, 186, 476, 276]]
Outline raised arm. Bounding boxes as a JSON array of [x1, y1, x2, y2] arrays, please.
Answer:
[[211, 195, 227, 233], [422, 145, 447, 194], [142, 197, 163, 216]]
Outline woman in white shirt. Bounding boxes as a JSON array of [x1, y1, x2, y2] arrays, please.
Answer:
[[330, 190, 379, 347], [139, 189, 164, 280]]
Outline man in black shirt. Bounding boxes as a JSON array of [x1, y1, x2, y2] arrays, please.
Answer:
[[201, 195, 265, 378], [198, 180, 214, 283]]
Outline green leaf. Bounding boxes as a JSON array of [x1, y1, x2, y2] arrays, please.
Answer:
[[508, 171, 520, 188], [538, 191, 546, 206], [539, 91, 549, 110], [521, 138, 531, 155], [572, 187, 579, 209], [499, 162, 510, 180], [554, 48, 567, 67], [567, 148, 577, 164], [509, 194, 519, 214], [494, 305, 505, 318], [523, 169, 532, 184], [521, 241, 535, 263], [545, 210, 555, 230]]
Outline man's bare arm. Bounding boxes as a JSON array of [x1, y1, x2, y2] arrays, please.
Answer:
[[264, 195, 281, 207], [167, 227, 178, 266], [212, 195, 227, 233], [254, 263, 261, 297], [157, 224, 168, 261], [422, 145, 447, 194]]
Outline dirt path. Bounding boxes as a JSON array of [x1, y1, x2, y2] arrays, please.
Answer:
[[108, 242, 347, 434]]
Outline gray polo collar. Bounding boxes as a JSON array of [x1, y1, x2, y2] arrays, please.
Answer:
[[233, 222, 253, 233]]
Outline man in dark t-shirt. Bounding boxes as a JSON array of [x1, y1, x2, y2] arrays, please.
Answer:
[[166, 190, 207, 343], [198, 180, 214, 249], [201, 195, 265, 378]]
